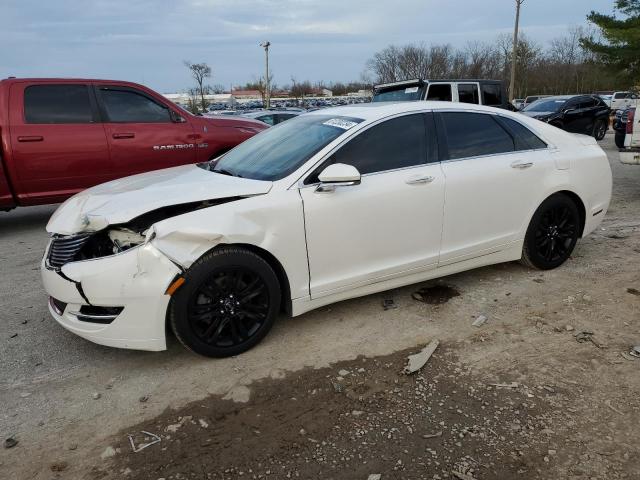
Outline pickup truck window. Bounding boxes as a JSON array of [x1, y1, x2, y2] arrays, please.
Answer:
[[98, 87, 171, 123], [24, 85, 95, 124], [458, 84, 480, 104], [481, 84, 502, 106], [426, 84, 452, 101]]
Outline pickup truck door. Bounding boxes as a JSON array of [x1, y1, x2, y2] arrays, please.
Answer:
[[96, 85, 197, 178], [7, 82, 112, 204]]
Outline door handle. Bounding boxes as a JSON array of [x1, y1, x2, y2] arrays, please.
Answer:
[[17, 136, 43, 142], [405, 175, 435, 185], [511, 161, 533, 169], [112, 133, 135, 139]]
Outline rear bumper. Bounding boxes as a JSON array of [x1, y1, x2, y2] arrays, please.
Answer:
[[41, 242, 181, 351]]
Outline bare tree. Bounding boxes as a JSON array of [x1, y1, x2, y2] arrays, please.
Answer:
[[184, 61, 212, 112]]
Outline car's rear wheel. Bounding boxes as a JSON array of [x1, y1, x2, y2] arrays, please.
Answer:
[[593, 119, 607, 141], [615, 130, 626, 148], [169, 247, 281, 358], [521, 194, 580, 270]]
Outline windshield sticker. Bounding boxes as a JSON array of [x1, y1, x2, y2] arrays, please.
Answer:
[[405, 86, 419, 93], [323, 118, 358, 130]]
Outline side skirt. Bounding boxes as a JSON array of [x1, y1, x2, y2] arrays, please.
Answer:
[[291, 241, 523, 317]]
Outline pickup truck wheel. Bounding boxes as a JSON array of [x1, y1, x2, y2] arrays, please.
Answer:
[[521, 194, 580, 270], [169, 247, 281, 358], [593, 119, 607, 141], [615, 130, 626, 149]]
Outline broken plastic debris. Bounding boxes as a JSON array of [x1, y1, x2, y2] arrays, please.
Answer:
[[629, 346, 640, 358], [404, 339, 439, 374], [382, 298, 397, 310], [472, 315, 487, 327], [490, 382, 519, 389], [127, 431, 161, 453]]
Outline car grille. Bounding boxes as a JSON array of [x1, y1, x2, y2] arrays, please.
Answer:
[[47, 233, 92, 269]]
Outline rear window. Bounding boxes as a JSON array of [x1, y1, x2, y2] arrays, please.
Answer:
[[24, 85, 94, 124], [496, 116, 547, 151], [440, 112, 514, 160]]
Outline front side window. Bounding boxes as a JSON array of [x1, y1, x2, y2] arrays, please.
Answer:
[[24, 84, 94, 124], [458, 84, 480, 104], [98, 87, 171, 123], [481, 84, 502, 106], [440, 112, 513, 160], [427, 84, 452, 102], [209, 114, 364, 181], [329, 114, 428, 175]]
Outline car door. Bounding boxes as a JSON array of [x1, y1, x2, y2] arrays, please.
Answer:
[[436, 111, 552, 265], [299, 113, 445, 298], [96, 85, 197, 178], [8, 82, 112, 203], [561, 97, 585, 133]]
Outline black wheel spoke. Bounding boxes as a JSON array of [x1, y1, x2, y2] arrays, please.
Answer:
[[533, 201, 578, 266], [188, 266, 269, 348]]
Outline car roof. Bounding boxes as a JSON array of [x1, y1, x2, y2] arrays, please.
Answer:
[[304, 101, 509, 121]]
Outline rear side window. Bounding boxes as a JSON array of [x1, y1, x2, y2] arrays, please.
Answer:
[[330, 114, 429, 175], [496, 116, 547, 151], [427, 84, 452, 102], [98, 87, 171, 123], [257, 115, 275, 126], [440, 112, 513, 160], [481, 84, 503, 106], [24, 85, 94, 124], [458, 84, 480, 104]]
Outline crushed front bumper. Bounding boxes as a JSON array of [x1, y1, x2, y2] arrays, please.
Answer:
[[41, 242, 181, 351]]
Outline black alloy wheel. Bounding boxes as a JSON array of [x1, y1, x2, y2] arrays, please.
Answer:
[[170, 247, 281, 357], [593, 119, 607, 141], [521, 194, 580, 270]]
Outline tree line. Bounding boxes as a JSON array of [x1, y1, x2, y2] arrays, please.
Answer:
[[366, 27, 631, 98], [182, 0, 639, 112]]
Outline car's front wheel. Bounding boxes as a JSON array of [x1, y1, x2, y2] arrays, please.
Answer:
[[521, 194, 580, 270], [169, 246, 281, 358], [593, 119, 608, 141]]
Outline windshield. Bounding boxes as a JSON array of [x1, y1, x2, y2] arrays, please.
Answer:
[[524, 99, 567, 113], [372, 85, 424, 102], [205, 114, 364, 181]]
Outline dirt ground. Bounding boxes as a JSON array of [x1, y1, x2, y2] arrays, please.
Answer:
[[1, 134, 639, 479]]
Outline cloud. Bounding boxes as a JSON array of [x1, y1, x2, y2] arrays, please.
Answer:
[[0, 0, 613, 91]]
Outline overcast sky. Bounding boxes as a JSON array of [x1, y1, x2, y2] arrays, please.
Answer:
[[1, 0, 615, 93]]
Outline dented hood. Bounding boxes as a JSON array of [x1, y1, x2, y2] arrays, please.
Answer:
[[47, 164, 272, 235]]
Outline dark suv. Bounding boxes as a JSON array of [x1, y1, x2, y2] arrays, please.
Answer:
[[521, 95, 610, 140]]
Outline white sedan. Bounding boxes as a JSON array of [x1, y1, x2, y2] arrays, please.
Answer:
[[42, 102, 612, 357]]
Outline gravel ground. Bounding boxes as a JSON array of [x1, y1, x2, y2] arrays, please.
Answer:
[[0, 134, 639, 479]]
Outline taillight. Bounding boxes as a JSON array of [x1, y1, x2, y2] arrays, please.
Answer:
[[627, 108, 636, 135]]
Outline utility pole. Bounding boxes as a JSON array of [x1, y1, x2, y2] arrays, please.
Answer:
[[260, 41, 271, 109], [509, 0, 524, 103]]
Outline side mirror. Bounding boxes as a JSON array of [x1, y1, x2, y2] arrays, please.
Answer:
[[170, 110, 187, 123], [316, 163, 361, 193]]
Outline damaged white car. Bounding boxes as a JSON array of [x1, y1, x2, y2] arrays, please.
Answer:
[[42, 102, 612, 357]]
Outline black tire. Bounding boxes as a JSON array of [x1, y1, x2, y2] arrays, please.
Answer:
[[593, 119, 607, 141], [521, 194, 580, 270], [615, 130, 626, 149], [169, 246, 281, 358]]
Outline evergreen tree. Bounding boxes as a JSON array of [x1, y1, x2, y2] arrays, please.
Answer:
[[581, 0, 640, 85]]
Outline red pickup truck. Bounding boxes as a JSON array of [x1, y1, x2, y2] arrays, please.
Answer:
[[0, 78, 268, 211]]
